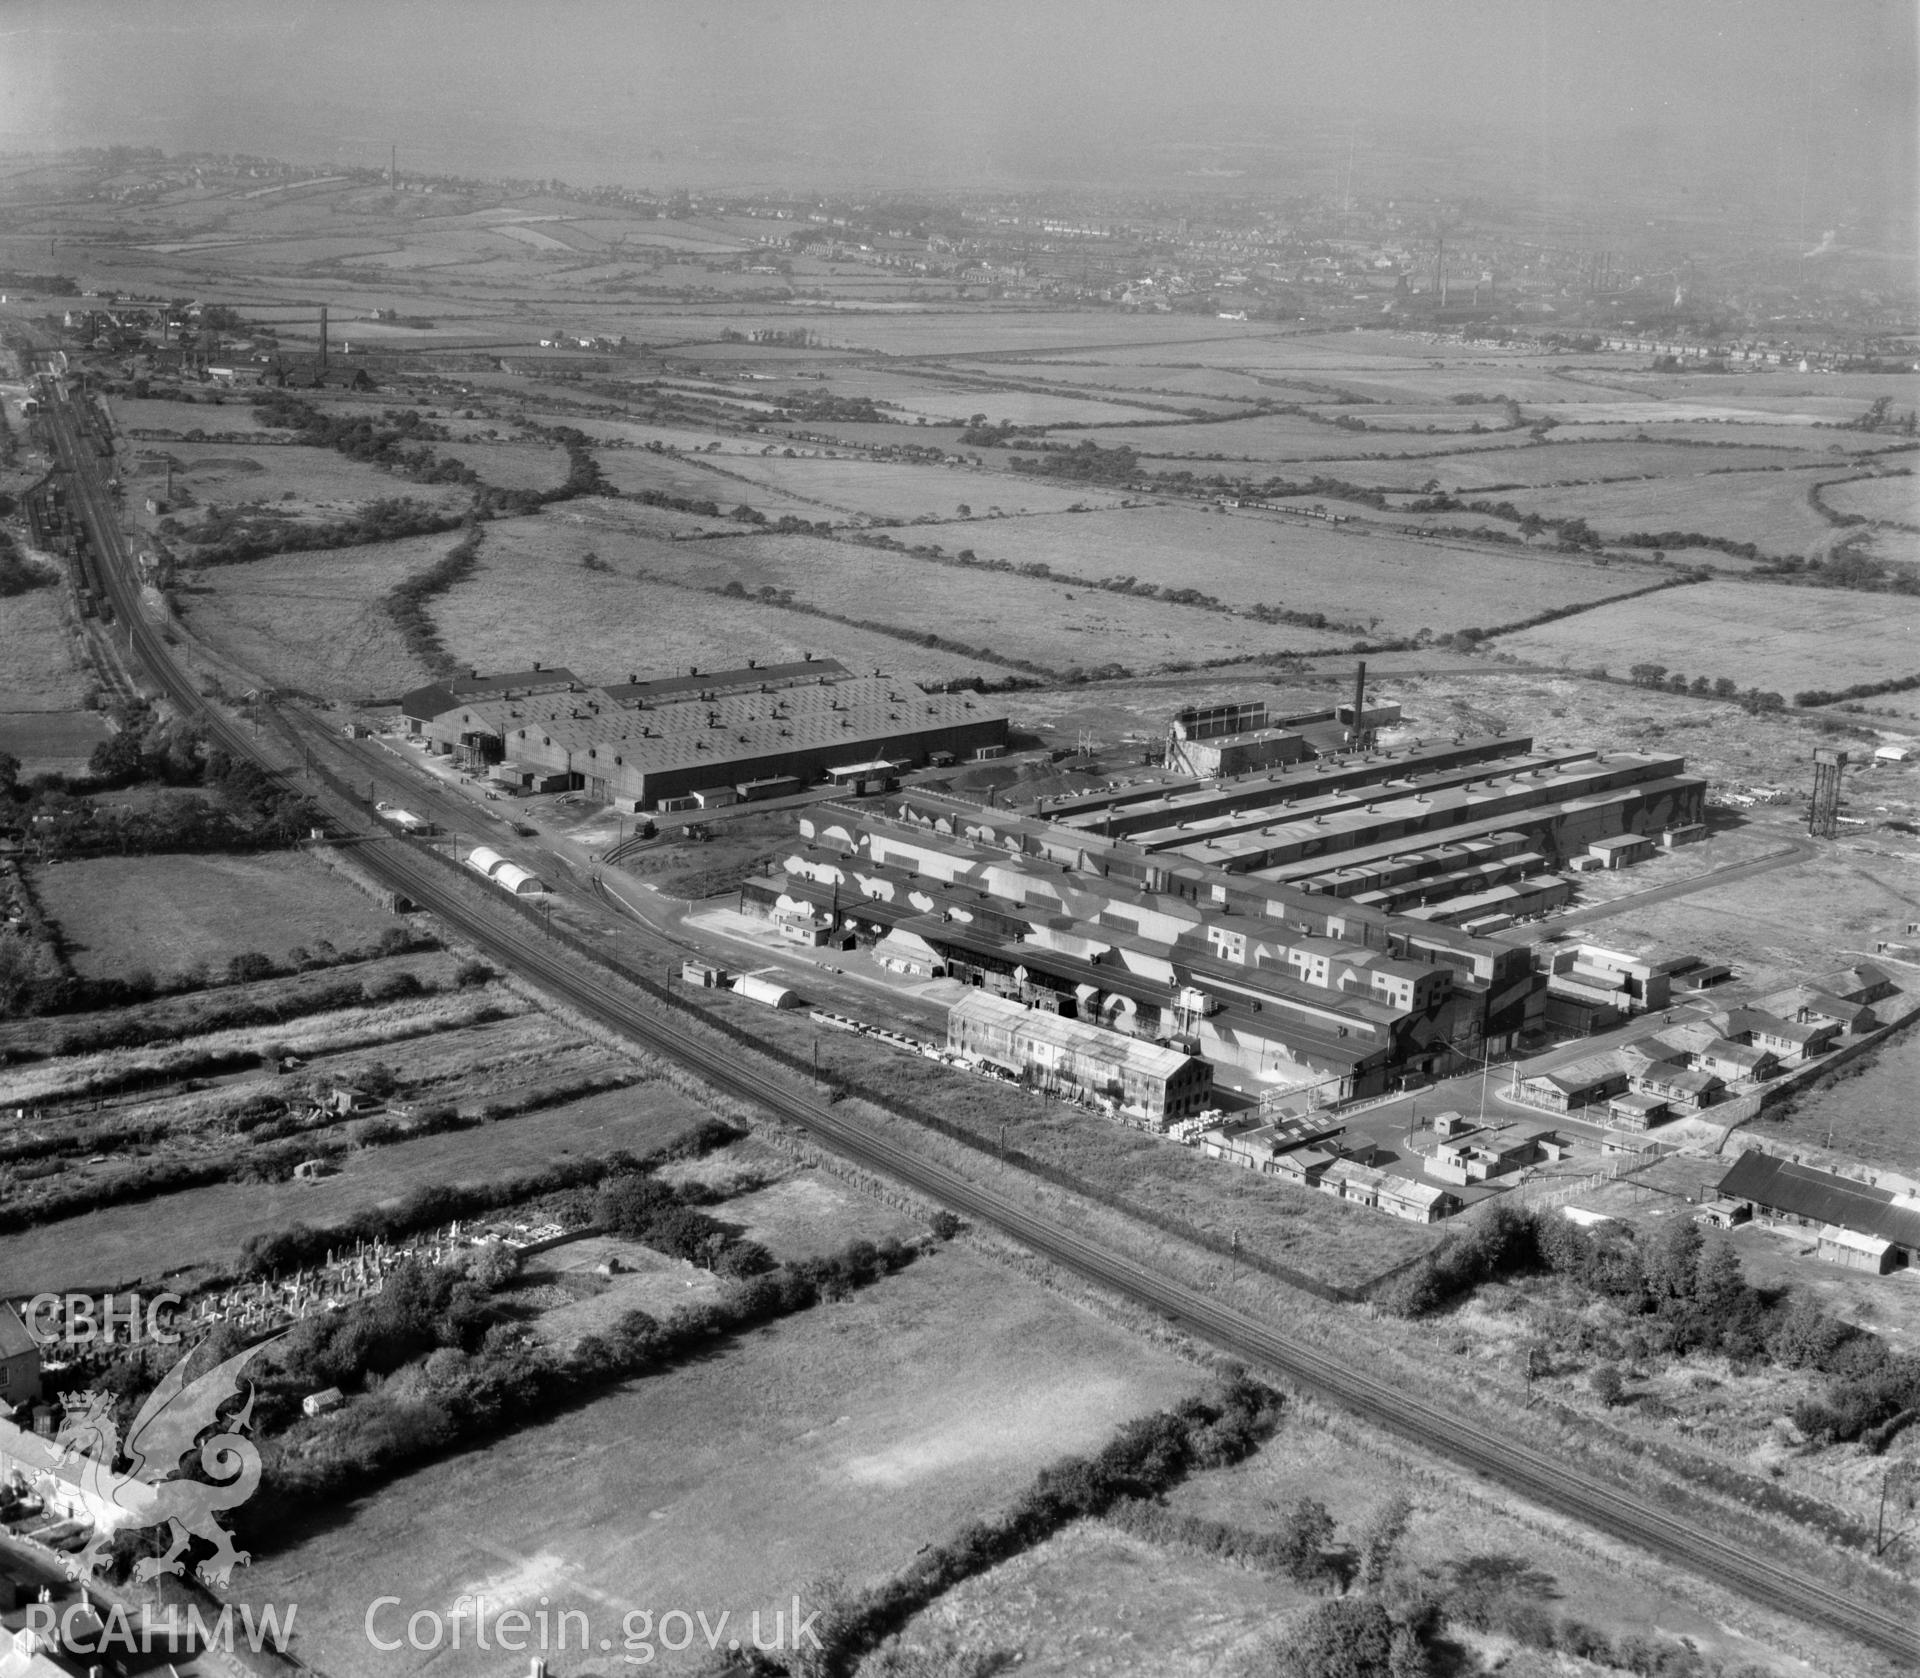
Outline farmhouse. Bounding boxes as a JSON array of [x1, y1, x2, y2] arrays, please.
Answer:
[[416, 660, 1007, 810]]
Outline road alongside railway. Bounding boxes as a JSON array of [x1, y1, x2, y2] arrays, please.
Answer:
[[39, 378, 1920, 1670]]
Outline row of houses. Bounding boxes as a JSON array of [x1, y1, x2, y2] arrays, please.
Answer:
[[1516, 964, 1900, 1127]]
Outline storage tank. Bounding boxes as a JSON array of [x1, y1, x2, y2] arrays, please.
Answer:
[[731, 973, 800, 1009]]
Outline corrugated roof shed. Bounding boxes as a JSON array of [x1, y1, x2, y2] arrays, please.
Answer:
[[1718, 1151, 1920, 1249]]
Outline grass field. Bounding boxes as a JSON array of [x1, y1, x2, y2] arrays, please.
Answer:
[[113, 396, 285, 435], [0, 709, 110, 771], [183, 527, 453, 699], [1867, 527, 1920, 572], [1156, 1420, 1812, 1677], [33, 850, 411, 980], [0, 1082, 708, 1296], [712, 453, 1133, 519], [910, 502, 1651, 635], [1822, 473, 1920, 527], [1757, 1027, 1920, 1177], [649, 531, 1351, 671], [234, 1243, 1200, 1678], [0, 947, 464, 1061], [141, 440, 478, 523], [1018, 359, 1290, 402], [1491, 580, 1920, 698], [1501, 468, 1838, 556], [0, 588, 93, 711], [431, 530, 1033, 682], [590, 449, 830, 520], [1042, 413, 1526, 461], [816, 365, 1183, 426], [879, 1519, 1314, 1675], [457, 440, 571, 491]]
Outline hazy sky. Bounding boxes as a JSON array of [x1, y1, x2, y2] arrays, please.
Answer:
[[2, 0, 1913, 235]]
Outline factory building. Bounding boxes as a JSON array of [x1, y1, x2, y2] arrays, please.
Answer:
[[1164, 698, 1316, 779], [744, 789, 1543, 1103], [409, 660, 1008, 810], [947, 990, 1212, 1124], [1047, 732, 1705, 922]]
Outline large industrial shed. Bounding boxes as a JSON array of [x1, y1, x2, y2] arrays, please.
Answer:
[[1717, 1149, 1920, 1273], [417, 664, 1008, 810]]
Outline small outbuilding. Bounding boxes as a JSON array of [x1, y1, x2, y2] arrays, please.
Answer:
[[1817, 1224, 1897, 1274], [302, 1386, 346, 1418], [731, 973, 801, 1009]]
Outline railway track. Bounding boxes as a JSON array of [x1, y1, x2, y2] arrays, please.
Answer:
[[41, 378, 1920, 1669]]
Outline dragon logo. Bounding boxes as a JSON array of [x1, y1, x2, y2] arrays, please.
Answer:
[[34, 1337, 280, 1586]]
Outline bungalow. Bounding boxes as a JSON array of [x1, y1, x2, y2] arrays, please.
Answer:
[[1607, 1090, 1670, 1131], [1725, 1008, 1838, 1065], [1820, 962, 1899, 1006], [1697, 1037, 1780, 1084], [1630, 1060, 1723, 1112], [1797, 989, 1878, 1034], [1514, 1062, 1628, 1113], [1376, 1175, 1460, 1224]]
